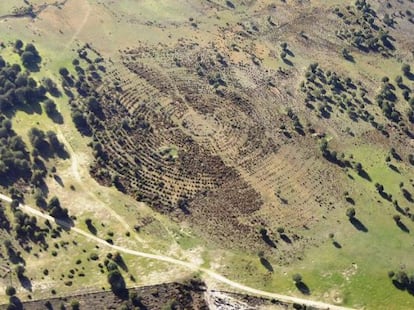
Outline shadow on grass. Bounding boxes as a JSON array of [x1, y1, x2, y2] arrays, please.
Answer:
[[295, 281, 310, 295], [388, 164, 400, 174], [405, 72, 414, 81], [282, 58, 294, 66], [396, 220, 410, 233], [350, 217, 368, 232], [281, 234, 292, 243], [260, 257, 274, 272], [261, 233, 277, 248], [53, 174, 64, 187], [86, 222, 97, 235], [55, 216, 74, 231], [18, 274, 32, 292], [48, 110, 64, 124], [9, 296, 23, 310], [357, 169, 372, 182], [114, 254, 129, 272]]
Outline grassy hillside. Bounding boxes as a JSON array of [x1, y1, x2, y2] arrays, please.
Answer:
[[0, 0, 413, 309]]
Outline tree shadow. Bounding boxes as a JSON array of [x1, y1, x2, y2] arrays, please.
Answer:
[[345, 197, 355, 205], [281, 234, 292, 243], [379, 190, 392, 202], [294, 127, 305, 136], [114, 287, 129, 300], [64, 88, 74, 98], [131, 294, 148, 310], [114, 254, 129, 272], [86, 222, 97, 235], [9, 296, 23, 310], [295, 281, 310, 295], [333, 241, 342, 249], [48, 110, 64, 124], [398, 83, 410, 91], [261, 231, 277, 248], [350, 217, 368, 232], [403, 189, 413, 203], [18, 274, 32, 291], [24, 61, 41, 73], [7, 248, 25, 265], [178, 199, 190, 215], [382, 37, 395, 51], [396, 220, 410, 233], [344, 53, 355, 62], [55, 146, 70, 160], [388, 164, 400, 174], [282, 58, 294, 66], [48, 86, 62, 98], [53, 174, 64, 187], [55, 216, 74, 231], [260, 257, 274, 272], [405, 72, 414, 81], [392, 279, 406, 290], [320, 109, 331, 119], [285, 49, 295, 57], [357, 169, 372, 181], [395, 204, 405, 215]]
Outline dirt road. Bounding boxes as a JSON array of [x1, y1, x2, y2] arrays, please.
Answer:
[[0, 193, 354, 310]]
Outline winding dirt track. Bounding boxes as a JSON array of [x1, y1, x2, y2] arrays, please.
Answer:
[[64, 0, 91, 49], [0, 193, 353, 310]]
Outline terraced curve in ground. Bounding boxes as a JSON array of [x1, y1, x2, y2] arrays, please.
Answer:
[[0, 193, 353, 310], [69, 41, 346, 256]]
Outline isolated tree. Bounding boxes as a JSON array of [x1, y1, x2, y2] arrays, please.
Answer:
[[409, 154, 414, 166], [70, 300, 80, 310], [5, 286, 16, 296], [44, 99, 57, 116], [395, 75, 403, 85], [42, 78, 58, 95], [15, 73, 28, 87], [21, 51, 36, 68], [59, 67, 69, 77], [24, 43, 38, 55], [292, 274, 302, 283], [346, 207, 356, 219], [4, 240, 12, 249], [107, 261, 118, 272], [402, 64, 411, 76], [15, 265, 25, 277], [72, 110, 88, 129], [342, 48, 352, 60], [355, 162, 363, 173], [14, 40, 23, 50], [375, 183, 384, 193], [395, 271, 409, 286], [107, 269, 126, 294], [393, 214, 401, 222]]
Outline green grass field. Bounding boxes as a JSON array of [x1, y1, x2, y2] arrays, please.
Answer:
[[0, 0, 413, 309]]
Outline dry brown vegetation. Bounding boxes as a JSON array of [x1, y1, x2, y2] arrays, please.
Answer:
[[0, 0, 413, 308], [61, 0, 413, 262]]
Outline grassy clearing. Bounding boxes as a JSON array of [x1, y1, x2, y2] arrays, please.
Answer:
[[0, 1, 413, 308], [220, 142, 414, 309], [0, 36, 206, 302], [0, 3, 19, 16]]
